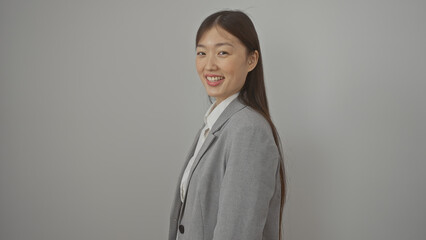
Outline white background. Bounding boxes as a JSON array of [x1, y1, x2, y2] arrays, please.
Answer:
[[1, 0, 425, 239]]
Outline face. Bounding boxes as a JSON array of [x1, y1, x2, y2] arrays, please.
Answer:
[[196, 26, 258, 104]]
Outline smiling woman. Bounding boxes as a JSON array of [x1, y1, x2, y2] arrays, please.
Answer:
[[196, 27, 259, 104], [169, 10, 286, 240]]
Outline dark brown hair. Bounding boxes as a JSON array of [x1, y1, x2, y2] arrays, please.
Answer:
[[196, 10, 286, 239]]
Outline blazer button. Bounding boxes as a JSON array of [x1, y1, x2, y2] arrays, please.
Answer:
[[179, 224, 184, 234]]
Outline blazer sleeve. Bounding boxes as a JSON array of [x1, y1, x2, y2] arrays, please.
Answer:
[[212, 122, 280, 240]]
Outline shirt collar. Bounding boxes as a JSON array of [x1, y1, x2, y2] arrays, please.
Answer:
[[204, 92, 240, 130]]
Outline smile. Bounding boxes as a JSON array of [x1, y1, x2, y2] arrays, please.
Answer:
[[205, 74, 225, 86], [206, 76, 225, 82]]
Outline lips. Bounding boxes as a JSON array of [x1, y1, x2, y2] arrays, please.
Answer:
[[205, 74, 225, 86]]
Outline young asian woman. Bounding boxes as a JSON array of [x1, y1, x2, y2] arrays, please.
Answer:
[[169, 10, 286, 240]]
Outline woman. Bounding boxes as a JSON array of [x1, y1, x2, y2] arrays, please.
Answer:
[[169, 10, 286, 240]]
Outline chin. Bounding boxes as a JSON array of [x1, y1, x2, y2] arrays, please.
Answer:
[[205, 90, 222, 98]]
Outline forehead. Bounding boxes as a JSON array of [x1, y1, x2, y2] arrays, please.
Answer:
[[197, 26, 242, 47]]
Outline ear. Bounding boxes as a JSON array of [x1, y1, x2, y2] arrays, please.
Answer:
[[247, 50, 259, 72]]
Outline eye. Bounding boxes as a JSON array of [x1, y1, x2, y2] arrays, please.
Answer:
[[218, 51, 229, 56], [196, 51, 206, 56]]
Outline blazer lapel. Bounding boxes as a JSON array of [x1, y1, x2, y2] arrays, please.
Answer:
[[177, 98, 247, 223], [170, 125, 203, 221], [185, 97, 247, 199]]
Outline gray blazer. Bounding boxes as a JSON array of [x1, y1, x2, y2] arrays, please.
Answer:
[[169, 97, 282, 240]]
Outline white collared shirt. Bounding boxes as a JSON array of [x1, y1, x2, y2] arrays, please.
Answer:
[[179, 92, 240, 203]]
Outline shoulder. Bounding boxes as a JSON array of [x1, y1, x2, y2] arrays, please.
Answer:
[[223, 106, 274, 140], [227, 106, 271, 131], [220, 105, 280, 165]]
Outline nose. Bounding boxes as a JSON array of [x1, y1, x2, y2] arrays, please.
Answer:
[[205, 54, 218, 71]]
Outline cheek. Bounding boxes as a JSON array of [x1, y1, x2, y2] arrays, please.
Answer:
[[195, 60, 203, 74], [220, 60, 237, 76], [225, 60, 248, 80]]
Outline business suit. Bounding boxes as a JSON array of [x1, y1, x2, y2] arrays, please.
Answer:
[[169, 97, 281, 240]]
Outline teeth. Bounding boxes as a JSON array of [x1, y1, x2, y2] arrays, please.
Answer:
[[206, 76, 224, 82]]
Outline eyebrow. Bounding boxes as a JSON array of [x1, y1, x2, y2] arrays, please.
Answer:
[[196, 42, 235, 48]]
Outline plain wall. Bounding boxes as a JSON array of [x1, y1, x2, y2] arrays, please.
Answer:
[[1, 0, 425, 239]]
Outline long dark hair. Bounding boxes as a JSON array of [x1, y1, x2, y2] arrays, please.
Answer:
[[196, 10, 286, 239]]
